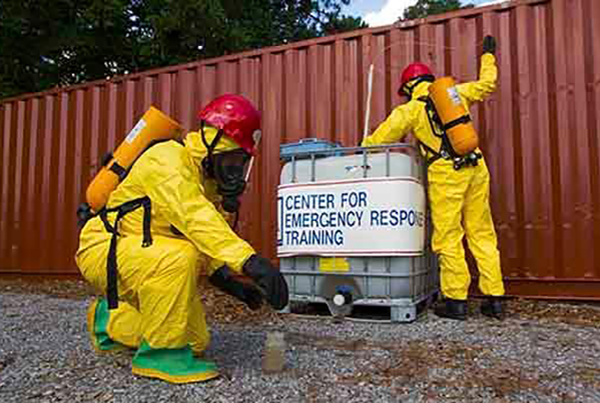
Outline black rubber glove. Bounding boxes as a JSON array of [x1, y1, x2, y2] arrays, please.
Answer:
[[209, 266, 263, 310], [242, 255, 289, 310], [483, 35, 496, 55]]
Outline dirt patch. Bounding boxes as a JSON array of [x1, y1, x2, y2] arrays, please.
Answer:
[[2, 277, 600, 328], [286, 331, 368, 352], [2, 288, 600, 403], [506, 297, 600, 327], [0, 276, 277, 325], [0, 277, 96, 299], [333, 338, 590, 400], [285, 331, 546, 398]]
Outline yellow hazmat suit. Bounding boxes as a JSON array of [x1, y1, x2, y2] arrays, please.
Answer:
[[76, 127, 255, 383], [362, 53, 505, 301]]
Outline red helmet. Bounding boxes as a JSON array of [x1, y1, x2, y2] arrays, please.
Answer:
[[399, 63, 434, 96], [198, 94, 261, 154]]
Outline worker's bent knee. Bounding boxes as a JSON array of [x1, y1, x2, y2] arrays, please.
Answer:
[[178, 241, 199, 263], [161, 240, 199, 268]]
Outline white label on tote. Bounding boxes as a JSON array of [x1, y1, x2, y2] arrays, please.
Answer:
[[277, 177, 426, 257]]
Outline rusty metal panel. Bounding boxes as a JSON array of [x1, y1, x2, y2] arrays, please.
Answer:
[[0, 103, 11, 271], [260, 52, 284, 258], [39, 96, 55, 273], [236, 56, 264, 253], [22, 98, 40, 273], [590, 0, 600, 282], [1, 0, 599, 299]]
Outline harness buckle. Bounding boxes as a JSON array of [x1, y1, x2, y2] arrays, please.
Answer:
[[452, 151, 482, 170], [440, 149, 451, 160], [77, 203, 94, 229]]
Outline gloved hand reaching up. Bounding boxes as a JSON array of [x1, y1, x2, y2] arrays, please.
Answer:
[[483, 35, 496, 55]]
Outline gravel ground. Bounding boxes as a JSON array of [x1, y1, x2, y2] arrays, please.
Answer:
[[1, 280, 600, 403]]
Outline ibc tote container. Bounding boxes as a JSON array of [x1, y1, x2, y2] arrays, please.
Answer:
[[278, 140, 439, 322]]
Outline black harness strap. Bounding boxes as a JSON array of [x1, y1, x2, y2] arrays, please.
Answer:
[[416, 96, 481, 170], [443, 114, 472, 132], [417, 141, 442, 166], [99, 196, 153, 310], [416, 96, 446, 166], [109, 162, 128, 181], [100, 152, 128, 181]]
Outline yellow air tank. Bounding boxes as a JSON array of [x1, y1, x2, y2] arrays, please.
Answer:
[[86, 106, 182, 213], [428, 77, 479, 156]]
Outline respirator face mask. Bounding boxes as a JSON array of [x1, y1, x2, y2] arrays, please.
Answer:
[[200, 120, 257, 214], [211, 149, 251, 213]]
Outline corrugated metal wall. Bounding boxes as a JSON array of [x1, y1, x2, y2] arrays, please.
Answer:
[[1, 0, 599, 299]]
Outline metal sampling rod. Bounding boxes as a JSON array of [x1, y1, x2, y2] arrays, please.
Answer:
[[363, 63, 375, 141]]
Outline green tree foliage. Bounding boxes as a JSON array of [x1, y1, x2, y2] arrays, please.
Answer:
[[0, 0, 135, 97], [0, 0, 366, 99], [401, 0, 473, 21]]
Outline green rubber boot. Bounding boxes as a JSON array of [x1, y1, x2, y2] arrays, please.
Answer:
[[87, 297, 127, 353], [132, 340, 219, 384]]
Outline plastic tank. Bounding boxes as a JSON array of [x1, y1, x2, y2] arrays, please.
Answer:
[[277, 141, 438, 322]]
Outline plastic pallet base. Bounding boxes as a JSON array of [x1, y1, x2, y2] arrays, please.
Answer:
[[280, 291, 439, 323]]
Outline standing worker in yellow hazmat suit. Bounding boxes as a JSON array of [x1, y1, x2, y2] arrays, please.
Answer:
[[75, 94, 289, 383], [361, 36, 505, 321]]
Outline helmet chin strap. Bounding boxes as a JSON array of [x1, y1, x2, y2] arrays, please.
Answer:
[[200, 121, 224, 178], [400, 74, 435, 97], [200, 121, 246, 215]]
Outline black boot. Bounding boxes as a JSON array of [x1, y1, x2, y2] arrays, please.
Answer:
[[481, 297, 504, 319], [434, 298, 467, 321]]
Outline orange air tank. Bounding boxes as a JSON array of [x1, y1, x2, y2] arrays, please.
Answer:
[[428, 77, 479, 156], [85, 106, 182, 213]]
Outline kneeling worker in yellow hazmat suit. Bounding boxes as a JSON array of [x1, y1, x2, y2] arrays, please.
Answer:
[[75, 94, 289, 383], [361, 36, 505, 320]]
